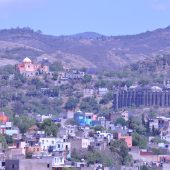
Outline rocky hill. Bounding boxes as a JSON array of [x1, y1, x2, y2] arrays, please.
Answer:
[[1, 27, 170, 70]]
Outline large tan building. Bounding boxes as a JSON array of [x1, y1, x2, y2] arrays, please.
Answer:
[[17, 57, 49, 77]]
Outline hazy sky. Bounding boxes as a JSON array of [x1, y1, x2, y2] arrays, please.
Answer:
[[0, 0, 170, 35]]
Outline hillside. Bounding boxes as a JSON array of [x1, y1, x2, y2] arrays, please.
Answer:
[[1, 27, 170, 70]]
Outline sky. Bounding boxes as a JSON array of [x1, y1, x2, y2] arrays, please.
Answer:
[[0, 0, 170, 36]]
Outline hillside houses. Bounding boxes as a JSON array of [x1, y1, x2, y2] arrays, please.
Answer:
[[0, 110, 170, 169]]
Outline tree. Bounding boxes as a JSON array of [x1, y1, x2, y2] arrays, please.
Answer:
[[65, 97, 78, 110], [5, 135, 13, 144], [128, 116, 146, 135], [49, 62, 63, 72], [132, 133, 147, 149], [142, 114, 145, 126], [80, 97, 100, 113], [151, 125, 160, 136], [84, 150, 113, 167], [82, 75, 92, 84], [115, 118, 127, 126], [39, 119, 59, 137], [13, 101, 24, 115], [30, 78, 44, 89], [152, 148, 166, 155], [14, 115, 36, 134], [94, 125, 104, 132], [110, 139, 132, 165], [140, 165, 150, 170], [151, 136, 167, 144], [0, 134, 7, 149], [52, 72, 58, 81]]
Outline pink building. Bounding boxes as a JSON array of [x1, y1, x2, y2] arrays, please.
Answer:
[[17, 57, 49, 77], [118, 133, 132, 148]]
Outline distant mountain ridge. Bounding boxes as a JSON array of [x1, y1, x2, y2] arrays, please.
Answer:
[[0, 27, 170, 70]]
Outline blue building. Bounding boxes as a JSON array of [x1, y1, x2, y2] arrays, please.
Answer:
[[74, 111, 99, 126]]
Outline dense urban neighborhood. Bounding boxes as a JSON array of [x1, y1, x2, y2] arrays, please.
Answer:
[[1, 0, 170, 169], [0, 55, 168, 170]]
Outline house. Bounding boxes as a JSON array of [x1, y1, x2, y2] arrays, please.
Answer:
[[40, 88, 59, 97], [118, 133, 132, 148], [70, 138, 91, 151], [149, 119, 159, 130], [6, 148, 25, 159], [0, 122, 19, 136], [96, 131, 113, 143], [52, 155, 65, 166], [27, 125, 39, 135], [0, 112, 9, 124], [25, 145, 41, 155], [162, 133, 170, 143], [6, 128, 19, 136], [90, 140, 108, 151], [65, 125, 77, 137], [5, 158, 76, 170], [66, 111, 74, 119], [59, 69, 85, 81], [15, 141, 26, 151], [149, 116, 170, 136], [83, 89, 94, 98], [97, 117, 106, 127], [98, 88, 108, 96], [121, 111, 129, 121], [40, 114, 52, 122], [5, 158, 52, 170], [74, 111, 97, 126], [39, 137, 71, 159], [64, 69, 85, 80], [17, 57, 49, 77]]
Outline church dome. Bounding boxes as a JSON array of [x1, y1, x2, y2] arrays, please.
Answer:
[[23, 57, 32, 63]]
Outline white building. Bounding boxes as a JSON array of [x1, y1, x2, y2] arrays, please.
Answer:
[[65, 125, 77, 137], [149, 119, 159, 129], [39, 137, 71, 158], [83, 89, 94, 97], [98, 88, 108, 96], [52, 156, 65, 166], [161, 132, 170, 143], [41, 114, 52, 122], [0, 122, 19, 136], [81, 138, 90, 149]]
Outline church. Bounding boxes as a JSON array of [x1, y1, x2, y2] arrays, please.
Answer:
[[17, 57, 49, 77]]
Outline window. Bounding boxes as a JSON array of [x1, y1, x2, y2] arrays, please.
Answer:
[[47, 164, 50, 168], [60, 158, 63, 163], [42, 140, 44, 144], [52, 140, 54, 145], [12, 164, 15, 168], [58, 144, 60, 148], [2, 162, 5, 166]]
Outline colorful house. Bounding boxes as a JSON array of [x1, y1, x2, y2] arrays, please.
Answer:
[[74, 111, 97, 126], [0, 112, 9, 124], [17, 57, 49, 77], [118, 133, 132, 148]]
